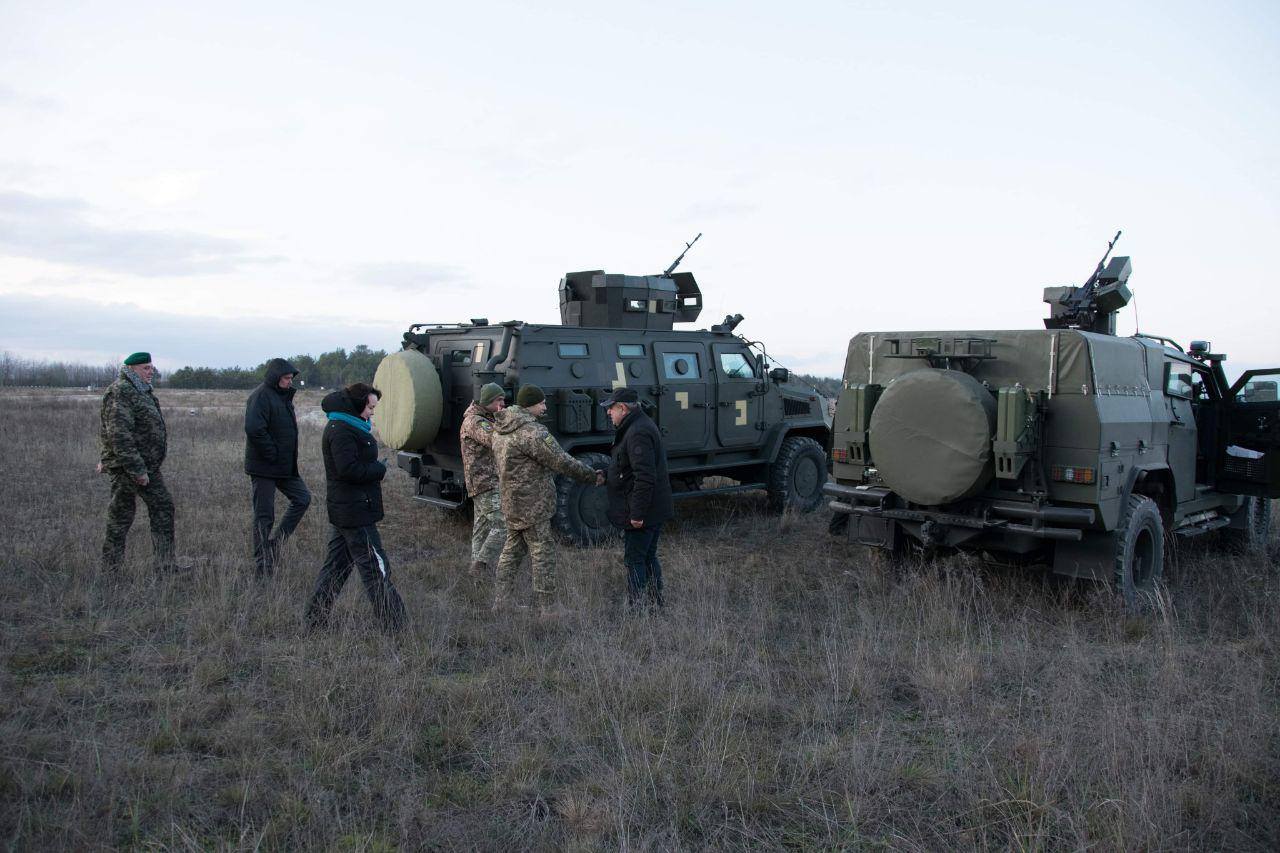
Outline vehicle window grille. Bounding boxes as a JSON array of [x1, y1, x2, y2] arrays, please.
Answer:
[[783, 398, 809, 417]]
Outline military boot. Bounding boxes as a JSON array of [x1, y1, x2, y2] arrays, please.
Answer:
[[539, 601, 573, 620], [468, 560, 490, 583], [491, 598, 529, 615]]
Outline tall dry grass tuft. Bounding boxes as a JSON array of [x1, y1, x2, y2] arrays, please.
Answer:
[[1, 389, 1277, 850]]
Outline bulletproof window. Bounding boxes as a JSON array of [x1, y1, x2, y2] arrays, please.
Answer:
[[1164, 363, 1193, 400], [662, 352, 701, 380], [719, 352, 755, 379], [448, 349, 472, 365], [557, 343, 589, 358], [618, 344, 645, 358], [625, 298, 647, 312]]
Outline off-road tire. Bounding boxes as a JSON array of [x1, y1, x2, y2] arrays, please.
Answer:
[[553, 451, 617, 546], [1114, 494, 1164, 611], [1222, 496, 1272, 558], [767, 436, 828, 513]]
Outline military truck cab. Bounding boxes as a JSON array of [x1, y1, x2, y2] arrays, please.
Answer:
[[374, 261, 831, 543], [825, 246, 1278, 607]]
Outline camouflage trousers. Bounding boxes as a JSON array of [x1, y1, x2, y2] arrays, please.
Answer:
[[470, 488, 507, 568], [494, 520, 557, 609], [102, 469, 175, 571]]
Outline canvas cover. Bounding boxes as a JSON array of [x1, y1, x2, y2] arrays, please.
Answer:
[[372, 348, 443, 450], [868, 368, 998, 505], [843, 329, 1093, 397]]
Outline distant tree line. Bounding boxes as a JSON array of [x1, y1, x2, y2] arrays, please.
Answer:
[[795, 373, 841, 399], [0, 352, 119, 387], [0, 347, 387, 389], [166, 346, 387, 389]]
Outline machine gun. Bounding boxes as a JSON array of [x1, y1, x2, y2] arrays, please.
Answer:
[[1044, 230, 1133, 335], [663, 232, 702, 276]]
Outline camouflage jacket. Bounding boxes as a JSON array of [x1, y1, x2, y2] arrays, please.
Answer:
[[492, 406, 596, 529], [460, 402, 499, 497], [99, 368, 167, 477]]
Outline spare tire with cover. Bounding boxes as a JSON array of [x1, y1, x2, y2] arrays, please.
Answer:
[[869, 368, 997, 506], [371, 349, 444, 451]]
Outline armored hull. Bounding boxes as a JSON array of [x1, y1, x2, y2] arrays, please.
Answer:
[[375, 266, 831, 543], [826, 261, 1279, 607]]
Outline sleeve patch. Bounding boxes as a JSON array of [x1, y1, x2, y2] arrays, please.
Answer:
[[481, 421, 493, 431], [543, 434, 558, 447]]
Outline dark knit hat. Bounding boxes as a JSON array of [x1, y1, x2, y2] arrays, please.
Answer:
[[478, 382, 504, 406], [516, 384, 545, 407], [123, 352, 152, 366]]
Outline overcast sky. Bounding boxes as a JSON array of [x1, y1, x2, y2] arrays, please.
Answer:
[[1, 1, 1276, 377]]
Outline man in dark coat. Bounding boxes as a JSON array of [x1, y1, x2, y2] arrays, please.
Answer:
[[244, 357, 311, 575], [304, 383, 406, 632], [601, 388, 674, 609]]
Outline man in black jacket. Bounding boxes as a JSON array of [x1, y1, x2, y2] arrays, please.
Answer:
[[244, 358, 311, 575], [304, 384, 405, 632], [601, 388, 674, 609]]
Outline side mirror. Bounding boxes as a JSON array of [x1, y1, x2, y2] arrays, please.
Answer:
[[769, 367, 789, 384]]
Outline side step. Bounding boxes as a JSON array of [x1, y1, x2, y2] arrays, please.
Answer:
[[673, 482, 766, 501], [414, 494, 465, 510], [1172, 516, 1230, 538]]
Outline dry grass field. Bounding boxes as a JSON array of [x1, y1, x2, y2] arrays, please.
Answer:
[[1, 388, 1278, 851]]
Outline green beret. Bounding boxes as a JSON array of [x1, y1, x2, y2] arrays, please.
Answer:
[[478, 382, 505, 406], [516, 384, 545, 407], [123, 352, 152, 366]]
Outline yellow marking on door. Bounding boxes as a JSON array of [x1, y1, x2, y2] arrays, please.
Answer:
[[735, 400, 748, 426], [648, 299, 658, 313], [611, 362, 628, 390], [675, 391, 689, 410]]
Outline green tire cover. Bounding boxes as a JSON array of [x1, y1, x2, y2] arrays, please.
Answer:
[[869, 368, 997, 506], [371, 349, 443, 451]]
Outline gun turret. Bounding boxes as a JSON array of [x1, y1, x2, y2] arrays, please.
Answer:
[[558, 235, 707, 329], [1044, 231, 1133, 335], [559, 270, 703, 329]]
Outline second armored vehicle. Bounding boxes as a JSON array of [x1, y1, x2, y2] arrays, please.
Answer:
[[825, 235, 1278, 606], [373, 242, 831, 543]]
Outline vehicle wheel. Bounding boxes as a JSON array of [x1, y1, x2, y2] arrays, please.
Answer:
[[1222, 496, 1272, 557], [553, 451, 617, 545], [767, 436, 828, 513], [1114, 494, 1164, 611]]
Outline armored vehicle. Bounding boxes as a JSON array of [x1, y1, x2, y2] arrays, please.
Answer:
[[825, 234, 1279, 606], [372, 240, 831, 544]]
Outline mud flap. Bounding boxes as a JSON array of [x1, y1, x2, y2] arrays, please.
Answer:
[[1051, 532, 1115, 580], [847, 514, 900, 550]]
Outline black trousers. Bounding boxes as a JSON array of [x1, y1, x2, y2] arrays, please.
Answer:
[[305, 524, 406, 632], [250, 475, 311, 573], [623, 523, 664, 608]]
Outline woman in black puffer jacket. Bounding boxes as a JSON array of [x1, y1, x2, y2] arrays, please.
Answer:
[[304, 383, 406, 632]]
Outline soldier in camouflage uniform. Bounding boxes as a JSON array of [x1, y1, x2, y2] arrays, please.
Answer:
[[97, 352, 176, 572], [460, 382, 508, 583], [491, 384, 602, 617]]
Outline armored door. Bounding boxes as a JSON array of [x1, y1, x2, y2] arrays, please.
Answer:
[[1218, 368, 1280, 498], [1161, 360, 1199, 502], [651, 343, 709, 452], [711, 342, 763, 449]]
